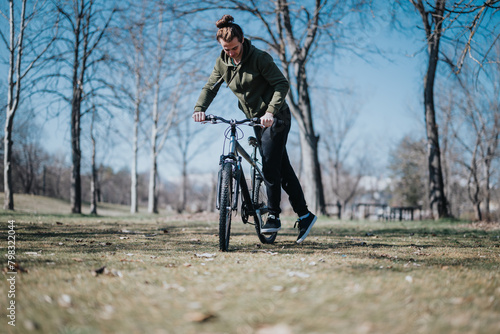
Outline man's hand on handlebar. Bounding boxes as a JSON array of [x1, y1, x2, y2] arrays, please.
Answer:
[[192, 111, 206, 122], [260, 112, 274, 128]]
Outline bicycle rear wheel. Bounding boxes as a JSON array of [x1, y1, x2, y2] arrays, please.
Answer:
[[219, 162, 233, 251], [253, 178, 277, 244]]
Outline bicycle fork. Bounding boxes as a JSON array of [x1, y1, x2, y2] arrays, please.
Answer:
[[216, 155, 242, 211]]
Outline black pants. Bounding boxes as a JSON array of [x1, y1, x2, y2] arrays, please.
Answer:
[[254, 108, 308, 217]]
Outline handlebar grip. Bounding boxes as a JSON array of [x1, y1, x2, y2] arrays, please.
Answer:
[[252, 117, 286, 126], [204, 114, 217, 123]]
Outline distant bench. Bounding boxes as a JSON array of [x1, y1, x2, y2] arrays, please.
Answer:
[[349, 203, 423, 221], [387, 206, 423, 221]]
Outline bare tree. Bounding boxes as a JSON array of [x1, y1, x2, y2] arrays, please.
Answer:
[[388, 135, 428, 208], [1, 0, 57, 209], [320, 94, 364, 218], [408, 0, 450, 218], [146, 6, 185, 214], [444, 61, 500, 221], [112, 0, 151, 213], [399, 0, 499, 218], [172, 115, 207, 213], [53, 0, 116, 213]]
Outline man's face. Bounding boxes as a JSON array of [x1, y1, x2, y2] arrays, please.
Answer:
[[220, 37, 244, 62]]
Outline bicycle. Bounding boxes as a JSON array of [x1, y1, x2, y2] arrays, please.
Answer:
[[203, 114, 277, 251]]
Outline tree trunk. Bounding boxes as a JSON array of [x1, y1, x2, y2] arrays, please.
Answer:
[[70, 89, 82, 214], [147, 155, 158, 214], [4, 115, 15, 210], [148, 82, 160, 214], [130, 98, 139, 214], [297, 125, 325, 215], [178, 160, 187, 213], [90, 110, 97, 215], [69, 0, 87, 214], [413, 0, 450, 218], [4, 0, 27, 210]]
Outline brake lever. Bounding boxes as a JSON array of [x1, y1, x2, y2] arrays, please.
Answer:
[[201, 114, 217, 124], [250, 117, 266, 128]]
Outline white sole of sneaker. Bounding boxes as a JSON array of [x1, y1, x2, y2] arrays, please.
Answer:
[[260, 227, 280, 234], [296, 216, 317, 243]]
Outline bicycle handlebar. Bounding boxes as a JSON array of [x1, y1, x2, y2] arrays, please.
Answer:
[[203, 114, 261, 126], [203, 114, 284, 127]]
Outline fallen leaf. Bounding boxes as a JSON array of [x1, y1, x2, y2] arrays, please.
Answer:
[[163, 282, 186, 292], [251, 250, 278, 255], [184, 311, 216, 322], [91, 266, 122, 277], [24, 252, 40, 256], [195, 253, 216, 258], [24, 319, 40, 331], [120, 259, 144, 263], [108, 269, 123, 277], [256, 323, 293, 334], [93, 266, 107, 276], [58, 294, 72, 307], [288, 271, 310, 278]]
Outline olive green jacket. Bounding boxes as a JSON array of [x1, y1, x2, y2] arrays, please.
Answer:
[[194, 39, 289, 119]]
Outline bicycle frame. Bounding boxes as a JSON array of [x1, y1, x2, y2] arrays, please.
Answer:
[[205, 114, 276, 251], [215, 119, 265, 219]]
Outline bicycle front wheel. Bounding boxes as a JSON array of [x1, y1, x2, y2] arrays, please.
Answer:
[[219, 162, 233, 251], [254, 178, 277, 244]]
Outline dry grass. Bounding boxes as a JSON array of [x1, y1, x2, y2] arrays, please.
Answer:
[[1, 195, 499, 334]]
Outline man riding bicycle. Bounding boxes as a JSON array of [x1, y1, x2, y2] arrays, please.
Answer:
[[192, 15, 316, 243]]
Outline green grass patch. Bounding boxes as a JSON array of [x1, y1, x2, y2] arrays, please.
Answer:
[[1, 197, 499, 333]]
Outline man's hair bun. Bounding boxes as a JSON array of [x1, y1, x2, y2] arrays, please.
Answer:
[[216, 15, 234, 29]]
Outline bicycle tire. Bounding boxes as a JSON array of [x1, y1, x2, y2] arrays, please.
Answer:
[[219, 162, 233, 251], [253, 178, 277, 244]]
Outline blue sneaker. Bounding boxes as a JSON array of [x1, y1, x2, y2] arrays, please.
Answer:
[[261, 215, 281, 234], [295, 213, 317, 243]]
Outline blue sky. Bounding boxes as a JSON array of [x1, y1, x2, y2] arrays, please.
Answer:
[[335, 25, 425, 167]]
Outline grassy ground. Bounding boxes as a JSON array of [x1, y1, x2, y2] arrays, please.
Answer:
[[1, 194, 499, 334]]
